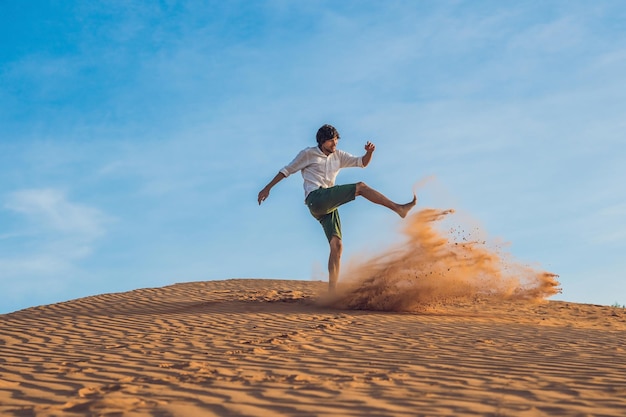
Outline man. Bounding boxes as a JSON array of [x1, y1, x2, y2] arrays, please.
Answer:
[[258, 124, 416, 292]]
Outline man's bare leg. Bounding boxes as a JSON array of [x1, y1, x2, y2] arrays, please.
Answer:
[[328, 236, 342, 293], [355, 182, 417, 218]]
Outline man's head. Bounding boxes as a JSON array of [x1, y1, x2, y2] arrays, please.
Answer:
[[316, 124, 340, 145]]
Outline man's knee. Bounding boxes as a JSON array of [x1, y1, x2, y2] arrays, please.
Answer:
[[329, 236, 343, 255], [355, 181, 367, 196]]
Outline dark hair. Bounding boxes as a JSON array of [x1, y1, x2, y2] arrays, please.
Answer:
[[316, 124, 340, 145]]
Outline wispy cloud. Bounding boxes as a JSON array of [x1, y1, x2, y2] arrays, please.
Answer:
[[1, 189, 112, 278], [5, 188, 108, 237], [0, 189, 113, 310]]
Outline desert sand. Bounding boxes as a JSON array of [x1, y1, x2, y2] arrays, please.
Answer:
[[1, 278, 625, 417]]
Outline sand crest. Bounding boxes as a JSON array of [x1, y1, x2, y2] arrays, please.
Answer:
[[1, 278, 625, 416]]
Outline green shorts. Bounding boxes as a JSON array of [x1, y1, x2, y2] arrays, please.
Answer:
[[305, 184, 357, 242]]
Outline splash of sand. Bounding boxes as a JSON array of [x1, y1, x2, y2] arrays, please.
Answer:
[[326, 208, 561, 311]]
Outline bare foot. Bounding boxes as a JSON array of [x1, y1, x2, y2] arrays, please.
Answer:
[[397, 194, 417, 218]]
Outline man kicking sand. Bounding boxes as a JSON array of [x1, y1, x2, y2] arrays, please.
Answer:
[[258, 124, 416, 292]]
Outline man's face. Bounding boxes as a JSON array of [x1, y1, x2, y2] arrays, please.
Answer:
[[320, 136, 339, 154]]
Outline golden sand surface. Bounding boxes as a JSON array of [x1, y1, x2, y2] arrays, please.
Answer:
[[1, 278, 625, 416]]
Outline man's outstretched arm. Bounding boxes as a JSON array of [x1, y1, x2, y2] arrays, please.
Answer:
[[258, 172, 286, 205]]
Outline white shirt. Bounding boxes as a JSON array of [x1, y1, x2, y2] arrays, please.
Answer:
[[280, 146, 363, 199]]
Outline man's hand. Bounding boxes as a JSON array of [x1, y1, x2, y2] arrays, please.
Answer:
[[258, 172, 286, 206], [362, 141, 375, 167], [258, 187, 270, 205]]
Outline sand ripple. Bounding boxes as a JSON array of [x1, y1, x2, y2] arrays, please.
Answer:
[[1, 279, 625, 416]]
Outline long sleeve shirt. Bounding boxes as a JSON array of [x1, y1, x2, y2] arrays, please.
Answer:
[[280, 146, 364, 199]]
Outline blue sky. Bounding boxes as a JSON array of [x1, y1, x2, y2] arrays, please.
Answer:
[[1, 1, 625, 313]]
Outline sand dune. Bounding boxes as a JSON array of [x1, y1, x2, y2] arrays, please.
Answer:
[[1, 278, 625, 416]]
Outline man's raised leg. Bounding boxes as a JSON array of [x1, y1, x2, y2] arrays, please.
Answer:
[[355, 182, 417, 218]]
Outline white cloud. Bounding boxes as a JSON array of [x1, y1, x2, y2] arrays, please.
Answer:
[[0, 189, 112, 286], [0, 189, 115, 312], [5, 188, 108, 237]]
